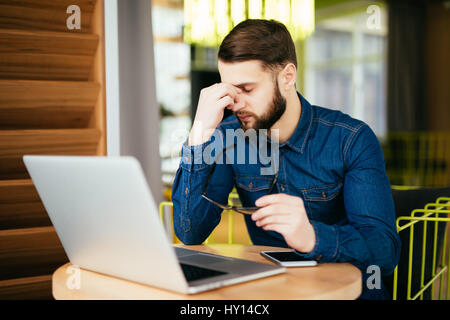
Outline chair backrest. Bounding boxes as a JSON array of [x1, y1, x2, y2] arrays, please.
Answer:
[[383, 187, 450, 299]]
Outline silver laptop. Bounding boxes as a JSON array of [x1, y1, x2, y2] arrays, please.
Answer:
[[23, 155, 285, 294]]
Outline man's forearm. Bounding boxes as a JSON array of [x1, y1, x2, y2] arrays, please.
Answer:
[[295, 220, 400, 275], [172, 165, 220, 244], [172, 140, 234, 244]]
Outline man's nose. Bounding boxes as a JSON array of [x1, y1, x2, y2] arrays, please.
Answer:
[[231, 94, 245, 112]]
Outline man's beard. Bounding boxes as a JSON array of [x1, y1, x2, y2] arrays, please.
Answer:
[[235, 79, 286, 131]]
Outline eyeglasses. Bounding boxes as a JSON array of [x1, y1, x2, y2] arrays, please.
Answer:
[[201, 145, 279, 215]]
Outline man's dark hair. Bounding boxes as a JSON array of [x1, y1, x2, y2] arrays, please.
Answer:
[[218, 19, 297, 72]]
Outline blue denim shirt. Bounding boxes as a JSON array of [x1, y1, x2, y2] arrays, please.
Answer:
[[172, 92, 401, 299]]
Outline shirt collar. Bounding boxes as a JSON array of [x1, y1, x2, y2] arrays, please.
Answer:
[[278, 91, 313, 153]]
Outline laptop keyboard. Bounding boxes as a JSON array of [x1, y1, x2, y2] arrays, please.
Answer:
[[179, 263, 227, 282]]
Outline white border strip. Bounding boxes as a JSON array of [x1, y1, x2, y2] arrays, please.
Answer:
[[104, 0, 121, 156]]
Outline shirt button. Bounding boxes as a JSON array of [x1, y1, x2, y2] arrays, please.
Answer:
[[281, 185, 285, 191], [321, 192, 326, 199], [248, 182, 253, 189], [185, 187, 188, 195]]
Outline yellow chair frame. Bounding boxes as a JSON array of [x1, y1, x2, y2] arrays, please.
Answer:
[[392, 197, 450, 300]]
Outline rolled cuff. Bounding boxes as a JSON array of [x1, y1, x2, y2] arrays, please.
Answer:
[[179, 138, 214, 171], [295, 221, 339, 263]]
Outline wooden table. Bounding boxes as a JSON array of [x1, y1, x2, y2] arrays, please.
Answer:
[[52, 244, 362, 300]]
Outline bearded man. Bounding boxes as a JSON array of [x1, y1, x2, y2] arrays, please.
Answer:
[[172, 19, 400, 300]]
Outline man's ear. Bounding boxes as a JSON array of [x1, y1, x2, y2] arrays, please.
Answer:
[[280, 63, 297, 92]]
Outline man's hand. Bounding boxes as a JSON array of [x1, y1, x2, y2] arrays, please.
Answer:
[[252, 194, 316, 253], [188, 83, 242, 146]]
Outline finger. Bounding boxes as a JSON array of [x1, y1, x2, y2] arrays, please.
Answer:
[[255, 214, 291, 227], [202, 83, 234, 101], [261, 223, 289, 235], [252, 204, 291, 221], [255, 193, 301, 207], [215, 83, 240, 101], [217, 95, 234, 110], [222, 82, 243, 95], [255, 194, 284, 207]]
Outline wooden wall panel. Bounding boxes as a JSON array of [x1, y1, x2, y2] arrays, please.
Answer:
[[0, 0, 106, 299], [0, 53, 94, 80], [0, 226, 68, 280], [0, 275, 52, 300], [89, 0, 107, 155], [0, 1, 95, 33], [0, 29, 98, 55], [0, 129, 101, 179], [0, 80, 100, 129], [0, 180, 50, 230]]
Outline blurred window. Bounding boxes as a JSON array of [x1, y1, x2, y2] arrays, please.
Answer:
[[304, 6, 387, 137], [152, 1, 191, 188]]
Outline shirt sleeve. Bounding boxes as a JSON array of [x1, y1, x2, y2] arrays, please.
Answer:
[[172, 128, 235, 244], [296, 124, 401, 276]]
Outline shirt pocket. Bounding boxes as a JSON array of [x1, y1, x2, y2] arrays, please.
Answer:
[[234, 175, 272, 207], [302, 181, 343, 223]]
